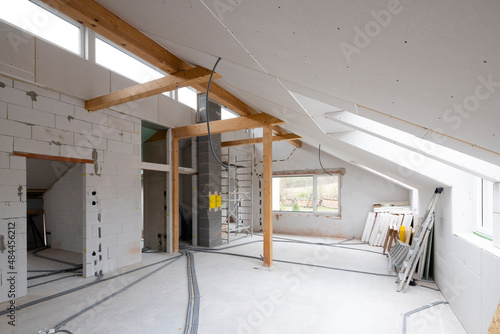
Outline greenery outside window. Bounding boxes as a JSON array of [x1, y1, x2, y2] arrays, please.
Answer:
[[272, 174, 340, 215]]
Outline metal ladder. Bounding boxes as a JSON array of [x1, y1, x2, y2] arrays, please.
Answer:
[[389, 187, 443, 292]]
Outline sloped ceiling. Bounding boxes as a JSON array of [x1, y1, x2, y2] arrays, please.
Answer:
[[95, 0, 500, 187], [26, 158, 72, 190]]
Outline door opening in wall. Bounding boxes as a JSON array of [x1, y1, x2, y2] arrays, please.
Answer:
[[142, 121, 168, 164], [142, 170, 168, 252], [25, 157, 85, 293]]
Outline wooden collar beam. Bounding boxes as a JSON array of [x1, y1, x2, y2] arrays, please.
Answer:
[[86, 67, 220, 111], [40, 0, 301, 147], [222, 134, 301, 147], [172, 114, 285, 139]]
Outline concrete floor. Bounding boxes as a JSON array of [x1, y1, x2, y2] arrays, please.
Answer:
[[1, 235, 466, 334]]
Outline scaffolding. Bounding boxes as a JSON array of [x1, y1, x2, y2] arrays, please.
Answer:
[[221, 146, 254, 244]]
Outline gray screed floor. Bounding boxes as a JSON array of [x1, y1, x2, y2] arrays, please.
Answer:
[[1, 234, 466, 334]]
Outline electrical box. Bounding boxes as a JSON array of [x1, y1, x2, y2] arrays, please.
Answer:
[[216, 195, 222, 208], [209, 194, 216, 209]]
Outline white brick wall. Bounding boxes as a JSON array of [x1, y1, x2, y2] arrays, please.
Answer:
[[0, 20, 196, 298], [14, 137, 60, 156], [74, 106, 107, 124], [55, 115, 92, 134], [32, 125, 74, 146], [9, 103, 55, 127], [0, 134, 13, 152], [14, 81, 60, 100], [0, 152, 9, 169], [33, 96, 74, 118], [0, 100, 6, 118], [0, 78, 144, 292], [0, 118, 32, 139], [0, 85, 33, 108], [107, 139, 133, 154]]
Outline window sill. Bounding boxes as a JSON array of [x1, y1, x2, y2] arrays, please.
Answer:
[[455, 232, 500, 259], [273, 211, 341, 219]]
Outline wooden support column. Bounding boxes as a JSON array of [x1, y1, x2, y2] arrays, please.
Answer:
[[172, 137, 179, 253], [263, 125, 273, 267]]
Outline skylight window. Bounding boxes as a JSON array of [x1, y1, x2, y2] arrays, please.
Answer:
[[0, 0, 81, 54]]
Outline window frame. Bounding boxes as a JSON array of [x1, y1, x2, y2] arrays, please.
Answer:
[[272, 173, 341, 217], [0, 0, 85, 56], [475, 178, 494, 238]]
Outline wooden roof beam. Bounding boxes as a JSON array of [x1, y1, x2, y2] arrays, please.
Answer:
[[173, 114, 285, 139], [40, 0, 191, 74], [40, 0, 301, 147], [86, 67, 220, 111], [222, 134, 301, 147]]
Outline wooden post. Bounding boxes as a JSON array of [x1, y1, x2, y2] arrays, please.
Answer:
[[263, 125, 273, 267], [172, 137, 179, 253]]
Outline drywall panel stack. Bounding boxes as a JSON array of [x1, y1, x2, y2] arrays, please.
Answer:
[[362, 210, 414, 247]]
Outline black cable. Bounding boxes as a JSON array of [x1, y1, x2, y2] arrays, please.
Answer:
[[0, 254, 183, 316], [205, 57, 228, 169], [318, 144, 334, 176], [32, 247, 80, 266], [28, 265, 83, 280], [196, 249, 396, 277], [181, 251, 200, 334], [53, 256, 183, 332], [28, 274, 82, 289]]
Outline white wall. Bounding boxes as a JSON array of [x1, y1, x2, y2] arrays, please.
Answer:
[[0, 20, 197, 302], [254, 141, 410, 238], [427, 181, 500, 334], [44, 164, 84, 253]]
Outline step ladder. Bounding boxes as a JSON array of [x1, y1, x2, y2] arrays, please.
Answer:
[[389, 187, 443, 292]]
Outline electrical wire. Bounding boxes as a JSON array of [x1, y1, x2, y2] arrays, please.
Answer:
[[318, 144, 334, 176], [205, 57, 228, 169], [51, 255, 183, 332], [32, 247, 80, 266], [0, 254, 184, 316], [28, 265, 83, 280], [196, 249, 397, 278], [181, 251, 200, 334], [28, 274, 82, 289]]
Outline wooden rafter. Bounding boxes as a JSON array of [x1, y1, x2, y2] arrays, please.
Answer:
[[221, 134, 302, 147], [193, 81, 301, 147], [39, 0, 191, 74], [86, 67, 221, 111], [172, 114, 285, 139], [40, 0, 301, 147]]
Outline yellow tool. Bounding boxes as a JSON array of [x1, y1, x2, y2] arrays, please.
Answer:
[[399, 226, 406, 242]]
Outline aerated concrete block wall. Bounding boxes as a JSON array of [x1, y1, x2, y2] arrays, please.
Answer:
[[0, 75, 143, 297], [197, 95, 222, 247], [0, 20, 196, 302]]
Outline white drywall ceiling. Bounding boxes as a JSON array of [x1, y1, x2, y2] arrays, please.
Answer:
[[95, 0, 500, 187]]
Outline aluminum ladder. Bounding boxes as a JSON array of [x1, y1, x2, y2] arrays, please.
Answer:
[[389, 187, 443, 292]]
